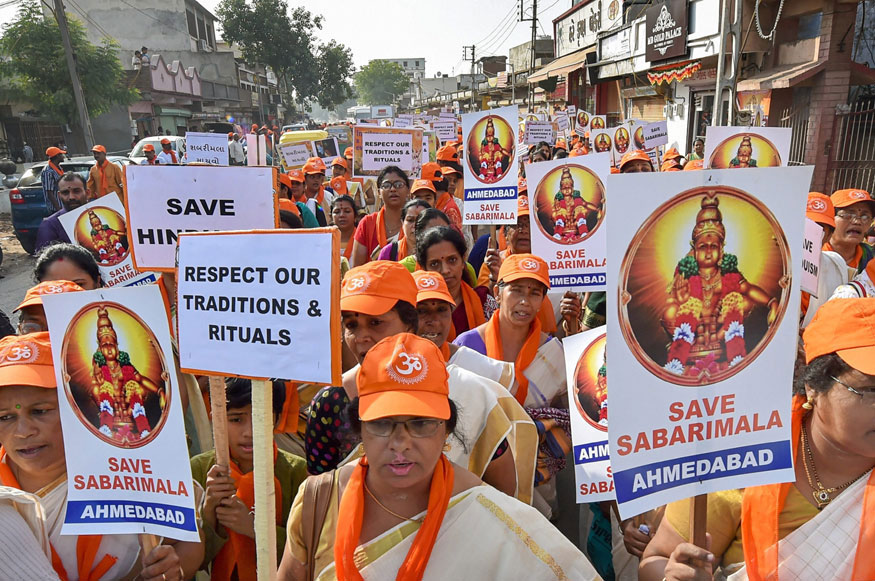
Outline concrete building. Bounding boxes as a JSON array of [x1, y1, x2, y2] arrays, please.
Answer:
[[383, 58, 427, 80], [509, 37, 555, 75]]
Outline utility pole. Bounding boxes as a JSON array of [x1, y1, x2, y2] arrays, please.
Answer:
[[53, 0, 94, 150], [463, 45, 476, 111], [520, 0, 538, 109]]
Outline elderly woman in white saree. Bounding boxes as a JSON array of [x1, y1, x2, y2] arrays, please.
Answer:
[[639, 298, 875, 581], [278, 334, 599, 581]]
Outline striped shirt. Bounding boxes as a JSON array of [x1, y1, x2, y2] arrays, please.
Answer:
[[40, 163, 62, 211]]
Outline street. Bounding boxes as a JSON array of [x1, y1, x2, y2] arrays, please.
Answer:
[[0, 214, 35, 319]]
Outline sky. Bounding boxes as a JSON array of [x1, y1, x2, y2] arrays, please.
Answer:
[[0, 0, 573, 78]]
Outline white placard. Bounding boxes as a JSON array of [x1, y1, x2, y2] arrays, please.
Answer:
[[42, 285, 198, 541], [703, 126, 792, 169], [439, 111, 458, 120], [524, 121, 555, 145], [355, 126, 423, 177], [278, 142, 312, 169], [611, 122, 633, 161], [606, 167, 812, 518], [461, 105, 519, 225], [802, 218, 823, 297], [567, 105, 577, 117], [176, 230, 341, 384], [564, 327, 615, 503], [589, 115, 607, 131], [125, 166, 277, 271], [643, 121, 669, 149], [554, 113, 570, 133], [393, 117, 412, 128], [58, 193, 159, 288], [185, 132, 229, 166], [313, 137, 339, 164], [526, 153, 611, 291], [433, 120, 457, 143], [246, 134, 268, 166]]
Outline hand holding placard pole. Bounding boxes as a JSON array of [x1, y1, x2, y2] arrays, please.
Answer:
[[689, 494, 708, 548]]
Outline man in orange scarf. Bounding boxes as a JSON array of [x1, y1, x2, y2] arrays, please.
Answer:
[[41, 146, 66, 212], [86, 145, 125, 201]]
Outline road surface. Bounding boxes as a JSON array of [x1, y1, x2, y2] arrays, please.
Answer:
[[0, 214, 36, 321]]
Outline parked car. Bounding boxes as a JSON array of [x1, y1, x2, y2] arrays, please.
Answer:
[[9, 156, 135, 254], [129, 136, 186, 165], [281, 123, 307, 133]]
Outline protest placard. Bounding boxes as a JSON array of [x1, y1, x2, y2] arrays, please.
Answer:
[[278, 141, 312, 170], [461, 105, 519, 225], [314, 137, 339, 163], [42, 284, 198, 541], [433, 120, 457, 142], [703, 126, 792, 169], [393, 117, 412, 128], [353, 126, 423, 178], [590, 129, 613, 160], [612, 122, 633, 161], [524, 121, 555, 145], [589, 115, 607, 130], [564, 327, 615, 503], [176, 229, 342, 384], [439, 111, 458, 120], [526, 153, 610, 290], [643, 121, 669, 149], [575, 110, 591, 131], [567, 104, 577, 118], [246, 134, 267, 166], [58, 193, 158, 288], [125, 166, 277, 271], [422, 130, 438, 164], [185, 131, 229, 165], [802, 218, 824, 296], [554, 113, 570, 133], [605, 166, 813, 518]]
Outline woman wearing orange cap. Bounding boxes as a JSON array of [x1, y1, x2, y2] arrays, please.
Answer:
[[618, 150, 654, 173], [801, 192, 849, 327], [641, 298, 875, 581], [824, 188, 875, 275], [0, 332, 204, 580], [350, 166, 410, 267], [278, 333, 598, 580]]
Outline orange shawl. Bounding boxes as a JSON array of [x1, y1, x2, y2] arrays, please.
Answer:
[[96, 162, 108, 197], [740, 396, 875, 580], [335, 456, 454, 581], [47, 160, 64, 179], [375, 208, 388, 249], [0, 449, 116, 581], [212, 446, 282, 581], [439, 342, 451, 361], [449, 283, 487, 341], [482, 310, 542, 405], [274, 381, 300, 434], [397, 235, 409, 259], [823, 241, 863, 269]]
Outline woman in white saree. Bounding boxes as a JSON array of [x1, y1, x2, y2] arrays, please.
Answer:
[[639, 298, 875, 581], [278, 333, 599, 581]]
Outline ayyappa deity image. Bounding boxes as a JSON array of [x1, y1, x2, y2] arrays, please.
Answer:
[[617, 186, 791, 386], [593, 132, 612, 153], [590, 116, 606, 129], [709, 133, 782, 169], [73, 207, 129, 267], [614, 127, 630, 155], [466, 115, 515, 185], [573, 333, 608, 431], [533, 165, 605, 245], [633, 126, 646, 150], [62, 302, 170, 447], [576, 111, 590, 129]]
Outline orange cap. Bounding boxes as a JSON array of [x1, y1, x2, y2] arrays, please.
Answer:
[[555, 138, 567, 150], [663, 147, 682, 161], [803, 298, 875, 373], [330, 176, 348, 194], [413, 271, 455, 305], [438, 164, 460, 176], [332, 157, 349, 169], [160, 138, 171, 145], [411, 179, 436, 194], [421, 162, 443, 182], [517, 193, 530, 216], [610, 167, 620, 174], [518, 177, 528, 193], [45, 147, 63, 158], [830, 188, 873, 209], [91, 144, 106, 153], [15, 280, 85, 312], [661, 159, 681, 172], [251, 124, 259, 131], [143, 144, 155, 152], [683, 159, 704, 171], [228, 132, 234, 138], [806, 192, 836, 228], [344, 147, 353, 158], [498, 253, 549, 288], [0, 332, 56, 389], [569, 148, 585, 158], [437, 145, 459, 162], [357, 333, 450, 421], [278, 173, 293, 190], [287, 169, 304, 183], [341, 261, 418, 315], [619, 149, 652, 171], [302, 157, 327, 174], [278, 198, 297, 212]]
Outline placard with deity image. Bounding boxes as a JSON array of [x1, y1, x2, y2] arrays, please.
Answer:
[[58, 193, 159, 288], [42, 284, 198, 540], [605, 166, 812, 518], [526, 153, 611, 290], [461, 105, 519, 224], [703, 126, 791, 169], [564, 327, 615, 503]]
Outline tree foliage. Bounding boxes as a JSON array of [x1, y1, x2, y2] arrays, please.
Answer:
[[217, 0, 353, 109], [0, 1, 138, 124], [354, 60, 410, 105]]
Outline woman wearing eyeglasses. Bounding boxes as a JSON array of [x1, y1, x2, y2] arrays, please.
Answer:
[[349, 166, 410, 267], [639, 298, 875, 581], [823, 188, 875, 275], [278, 333, 598, 580]]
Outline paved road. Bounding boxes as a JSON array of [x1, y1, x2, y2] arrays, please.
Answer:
[[0, 216, 35, 321]]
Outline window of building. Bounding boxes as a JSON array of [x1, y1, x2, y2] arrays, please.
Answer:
[[797, 12, 822, 40], [403, 61, 408, 67], [186, 10, 197, 37], [197, 15, 207, 41], [206, 22, 214, 47], [415, 60, 420, 67]]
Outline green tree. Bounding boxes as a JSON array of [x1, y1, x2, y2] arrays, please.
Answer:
[[0, 1, 138, 124], [217, 0, 353, 110], [354, 60, 410, 105]]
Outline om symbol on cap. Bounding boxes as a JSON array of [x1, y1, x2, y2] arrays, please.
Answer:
[[417, 276, 438, 289], [807, 199, 827, 212], [388, 350, 428, 384], [344, 274, 370, 293], [850, 191, 868, 200], [520, 258, 540, 271], [1, 342, 37, 364]]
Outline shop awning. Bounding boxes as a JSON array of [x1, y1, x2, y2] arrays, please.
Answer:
[[155, 107, 193, 118], [737, 60, 825, 91], [647, 61, 702, 85], [527, 47, 594, 84]]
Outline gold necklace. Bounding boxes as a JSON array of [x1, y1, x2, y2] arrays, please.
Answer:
[[800, 422, 865, 509], [363, 480, 423, 523]]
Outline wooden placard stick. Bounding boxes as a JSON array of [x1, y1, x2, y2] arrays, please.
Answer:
[[139, 533, 160, 562], [689, 494, 708, 548], [252, 378, 277, 581], [208, 376, 230, 468]]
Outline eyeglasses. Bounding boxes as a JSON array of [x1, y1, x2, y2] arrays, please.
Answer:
[[380, 180, 407, 191], [362, 418, 445, 438], [830, 375, 875, 404], [59, 187, 85, 195], [835, 210, 873, 223]]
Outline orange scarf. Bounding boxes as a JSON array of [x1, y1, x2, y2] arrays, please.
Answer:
[[483, 310, 542, 405], [97, 161, 108, 197], [435, 192, 452, 212], [375, 208, 388, 248], [449, 283, 487, 341], [440, 342, 451, 361], [274, 381, 300, 433], [0, 449, 116, 581], [212, 446, 282, 581], [343, 239, 354, 260], [740, 396, 875, 580], [335, 456, 454, 581], [824, 241, 863, 269], [48, 161, 64, 179], [397, 235, 409, 259]]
